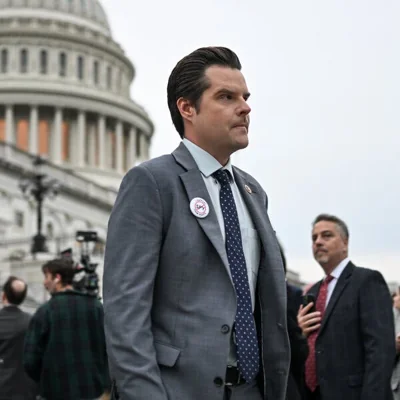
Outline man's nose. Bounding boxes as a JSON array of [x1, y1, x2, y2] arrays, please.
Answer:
[[314, 236, 323, 246], [238, 99, 251, 116]]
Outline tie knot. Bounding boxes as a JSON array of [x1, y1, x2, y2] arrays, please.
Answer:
[[325, 275, 334, 284], [212, 169, 231, 187]]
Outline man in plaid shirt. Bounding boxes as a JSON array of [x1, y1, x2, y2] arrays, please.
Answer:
[[23, 258, 110, 400]]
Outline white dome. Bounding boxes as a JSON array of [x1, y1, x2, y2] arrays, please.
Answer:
[[0, 0, 111, 33]]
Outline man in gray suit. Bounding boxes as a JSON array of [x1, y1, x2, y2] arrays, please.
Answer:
[[103, 46, 290, 400]]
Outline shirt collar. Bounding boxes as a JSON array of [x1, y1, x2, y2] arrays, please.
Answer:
[[329, 257, 350, 280], [182, 138, 234, 181]]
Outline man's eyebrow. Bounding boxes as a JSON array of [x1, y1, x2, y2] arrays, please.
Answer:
[[214, 88, 251, 99]]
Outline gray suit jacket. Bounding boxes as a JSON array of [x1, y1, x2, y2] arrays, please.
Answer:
[[103, 143, 290, 400], [392, 308, 400, 399]]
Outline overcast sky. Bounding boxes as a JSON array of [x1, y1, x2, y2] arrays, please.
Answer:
[[102, 0, 399, 284]]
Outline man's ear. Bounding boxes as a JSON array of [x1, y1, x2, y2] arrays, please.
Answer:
[[177, 97, 196, 123]]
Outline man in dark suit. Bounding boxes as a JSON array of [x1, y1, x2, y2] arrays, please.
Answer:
[[0, 276, 37, 400], [280, 245, 308, 400], [297, 214, 395, 400]]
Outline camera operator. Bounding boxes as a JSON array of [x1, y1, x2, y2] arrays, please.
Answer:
[[23, 258, 110, 400]]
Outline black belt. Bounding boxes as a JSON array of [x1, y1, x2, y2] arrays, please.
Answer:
[[225, 366, 246, 387]]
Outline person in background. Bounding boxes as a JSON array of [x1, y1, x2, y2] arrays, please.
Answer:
[[392, 288, 400, 400], [280, 245, 308, 400], [0, 276, 37, 400], [297, 214, 395, 400], [24, 258, 110, 400]]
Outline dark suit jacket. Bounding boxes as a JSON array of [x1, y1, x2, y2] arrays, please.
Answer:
[[306, 262, 395, 400], [287, 284, 308, 400], [0, 305, 37, 400]]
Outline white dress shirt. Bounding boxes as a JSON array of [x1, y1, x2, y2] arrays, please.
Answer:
[[183, 139, 261, 367], [326, 257, 350, 307], [183, 139, 260, 308]]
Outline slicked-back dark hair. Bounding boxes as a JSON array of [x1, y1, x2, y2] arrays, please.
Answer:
[[167, 46, 242, 138], [3, 276, 27, 306], [42, 258, 75, 286], [313, 213, 350, 241]]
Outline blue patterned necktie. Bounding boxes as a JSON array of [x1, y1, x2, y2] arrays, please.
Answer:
[[212, 169, 260, 382]]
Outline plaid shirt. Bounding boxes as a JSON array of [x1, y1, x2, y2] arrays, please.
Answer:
[[23, 290, 110, 400]]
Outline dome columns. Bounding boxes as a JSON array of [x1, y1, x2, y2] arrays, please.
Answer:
[[1, 103, 148, 174], [29, 106, 38, 155]]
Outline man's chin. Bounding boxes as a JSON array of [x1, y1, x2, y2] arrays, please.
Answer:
[[315, 255, 329, 265], [234, 136, 249, 150]]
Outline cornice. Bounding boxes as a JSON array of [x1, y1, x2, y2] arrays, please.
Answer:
[[0, 142, 116, 211], [0, 82, 154, 135]]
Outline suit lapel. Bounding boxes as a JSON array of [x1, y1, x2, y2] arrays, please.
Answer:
[[307, 281, 322, 299], [233, 168, 271, 256], [180, 169, 230, 276], [319, 262, 354, 335], [173, 143, 231, 280]]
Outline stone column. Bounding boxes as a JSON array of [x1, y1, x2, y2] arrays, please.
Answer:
[[5, 105, 14, 145], [29, 106, 38, 155], [115, 120, 123, 173], [97, 115, 106, 169], [88, 124, 96, 166], [128, 125, 137, 168], [140, 132, 147, 162], [77, 110, 86, 167], [51, 107, 62, 164]]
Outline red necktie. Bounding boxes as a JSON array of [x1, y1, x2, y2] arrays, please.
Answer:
[[305, 274, 334, 392]]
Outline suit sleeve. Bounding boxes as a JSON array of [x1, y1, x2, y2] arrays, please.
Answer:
[[103, 165, 168, 400], [23, 306, 49, 382], [359, 270, 396, 399]]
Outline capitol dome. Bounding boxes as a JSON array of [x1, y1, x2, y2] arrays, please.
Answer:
[[0, 0, 111, 35], [0, 0, 154, 188]]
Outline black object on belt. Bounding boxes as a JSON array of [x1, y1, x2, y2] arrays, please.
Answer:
[[225, 365, 246, 386]]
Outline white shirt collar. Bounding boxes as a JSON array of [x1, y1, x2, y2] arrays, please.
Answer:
[[329, 257, 350, 280], [182, 138, 234, 181]]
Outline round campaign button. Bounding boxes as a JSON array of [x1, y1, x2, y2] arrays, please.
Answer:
[[190, 197, 209, 219]]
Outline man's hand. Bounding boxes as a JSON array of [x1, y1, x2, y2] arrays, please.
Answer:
[[297, 303, 322, 337], [396, 334, 400, 354]]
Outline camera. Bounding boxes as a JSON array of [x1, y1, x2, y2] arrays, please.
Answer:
[[61, 231, 100, 297]]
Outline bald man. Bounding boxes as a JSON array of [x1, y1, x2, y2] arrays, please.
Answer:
[[0, 276, 37, 400]]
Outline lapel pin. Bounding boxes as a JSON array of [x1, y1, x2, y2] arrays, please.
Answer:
[[244, 185, 252, 194], [190, 197, 209, 219]]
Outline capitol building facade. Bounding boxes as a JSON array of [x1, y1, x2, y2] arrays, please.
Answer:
[[0, 0, 154, 309]]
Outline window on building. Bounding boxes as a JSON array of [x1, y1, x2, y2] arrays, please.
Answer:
[[106, 66, 112, 89], [77, 56, 84, 80], [20, 49, 28, 73], [40, 50, 48, 74], [117, 70, 123, 91], [15, 211, 24, 228], [93, 60, 99, 85], [1, 49, 8, 73], [59, 52, 67, 77]]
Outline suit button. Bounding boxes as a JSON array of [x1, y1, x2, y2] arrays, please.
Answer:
[[221, 325, 230, 334], [214, 377, 224, 387]]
